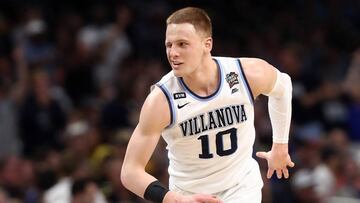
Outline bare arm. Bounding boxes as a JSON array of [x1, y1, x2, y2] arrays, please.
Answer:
[[240, 58, 277, 98], [121, 86, 170, 197], [121, 86, 223, 203], [241, 58, 295, 179]]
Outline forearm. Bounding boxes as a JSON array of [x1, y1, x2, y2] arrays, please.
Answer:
[[121, 166, 158, 198], [266, 70, 292, 143], [121, 125, 168, 201]]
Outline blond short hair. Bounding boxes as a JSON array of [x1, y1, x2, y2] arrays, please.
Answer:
[[166, 7, 212, 37]]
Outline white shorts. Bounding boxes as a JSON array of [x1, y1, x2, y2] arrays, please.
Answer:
[[216, 163, 263, 203], [172, 160, 263, 203]]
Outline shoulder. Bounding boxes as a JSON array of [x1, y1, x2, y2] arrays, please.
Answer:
[[157, 70, 176, 86], [212, 56, 237, 64], [239, 57, 277, 98], [144, 85, 169, 110], [239, 57, 271, 76]]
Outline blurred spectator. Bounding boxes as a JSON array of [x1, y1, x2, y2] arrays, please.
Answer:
[[11, 6, 56, 74], [336, 157, 360, 199], [312, 145, 340, 201], [0, 156, 24, 201], [343, 48, 360, 141], [63, 119, 93, 159], [43, 153, 107, 203], [0, 1, 359, 202], [19, 69, 67, 158], [291, 169, 320, 203], [0, 155, 37, 203], [0, 50, 25, 158], [94, 4, 133, 88], [0, 188, 9, 203], [23, 19, 56, 71], [326, 128, 350, 153], [100, 85, 130, 137], [101, 156, 143, 203], [71, 178, 100, 203]]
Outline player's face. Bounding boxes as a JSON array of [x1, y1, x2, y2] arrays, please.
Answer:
[[165, 23, 210, 77]]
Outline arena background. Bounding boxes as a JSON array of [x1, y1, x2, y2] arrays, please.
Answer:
[[0, 0, 359, 202]]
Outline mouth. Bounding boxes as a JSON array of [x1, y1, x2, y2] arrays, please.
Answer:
[[171, 61, 183, 69]]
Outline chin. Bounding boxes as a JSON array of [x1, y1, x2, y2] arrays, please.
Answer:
[[172, 69, 183, 77]]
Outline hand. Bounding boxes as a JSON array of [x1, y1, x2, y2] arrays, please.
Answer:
[[256, 143, 295, 179], [163, 191, 223, 203]]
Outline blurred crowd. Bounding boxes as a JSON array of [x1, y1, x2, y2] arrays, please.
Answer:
[[0, 0, 359, 203]]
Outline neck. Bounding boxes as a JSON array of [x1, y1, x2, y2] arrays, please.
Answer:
[[182, 56, 219, 97]]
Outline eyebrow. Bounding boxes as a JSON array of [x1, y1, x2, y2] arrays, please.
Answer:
[[165, 39, 189, 45]]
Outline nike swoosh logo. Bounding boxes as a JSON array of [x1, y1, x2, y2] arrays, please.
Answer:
[[177, 102, 190, 109]]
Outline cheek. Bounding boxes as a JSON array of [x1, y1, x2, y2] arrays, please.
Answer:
[[184, 47, 199, 59], [194, 46, 205, 56], [189, 49, 203, 62]]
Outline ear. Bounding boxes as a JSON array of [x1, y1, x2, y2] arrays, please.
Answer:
[[204, 37, 213, 52]]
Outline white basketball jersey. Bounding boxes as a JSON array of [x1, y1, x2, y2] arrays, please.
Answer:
[[156, 56, 261, 194]]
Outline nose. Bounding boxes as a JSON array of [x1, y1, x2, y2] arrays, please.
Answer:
[[168, 47, 179, 59]]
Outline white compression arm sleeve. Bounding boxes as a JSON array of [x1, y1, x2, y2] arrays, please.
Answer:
[[265, 70, 292, 143]]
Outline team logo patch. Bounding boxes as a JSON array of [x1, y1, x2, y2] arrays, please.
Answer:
[[231, 88, 239, 94], [225, 72, 239, 88], [173, 92, 186, 100]]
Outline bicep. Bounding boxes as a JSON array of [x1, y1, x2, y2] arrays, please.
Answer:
[[123, 86, 170, 169]]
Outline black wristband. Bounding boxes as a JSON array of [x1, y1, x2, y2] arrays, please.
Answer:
[[143, 180, 169, 203]]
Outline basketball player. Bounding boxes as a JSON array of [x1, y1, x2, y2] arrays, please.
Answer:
[[121, 7, 294, 203]]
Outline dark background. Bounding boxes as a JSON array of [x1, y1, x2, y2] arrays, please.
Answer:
[[0, 0, 359, 202]]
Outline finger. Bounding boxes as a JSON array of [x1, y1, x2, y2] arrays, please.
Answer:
[[211, 196, 223, 203], [209, 198, 223, 203], [199, 196, 221, 203], [267, 169, 274, 179], [283, 169, 289, 179], [276, 170, 282, 179], [196, 194, 219, 202], [288, 161, 295, 168], [256, 152, 268, 160], [214, 196, 224, 203], [213, 198, 223, 203]]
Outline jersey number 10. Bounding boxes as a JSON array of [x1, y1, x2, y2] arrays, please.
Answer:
[[197, 127, 237, 159]]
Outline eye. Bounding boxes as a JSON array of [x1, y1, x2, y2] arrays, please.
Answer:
[[179, 42, 186, 47]]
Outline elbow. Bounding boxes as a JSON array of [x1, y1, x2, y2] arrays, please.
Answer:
[[120, 166, 131, 189], [120, 163, 141, 190]]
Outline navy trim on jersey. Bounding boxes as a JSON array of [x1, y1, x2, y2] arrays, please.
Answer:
[[236, 59, 255, 104], [156, 83, 175, 128], [178, 59, 223, 101]]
